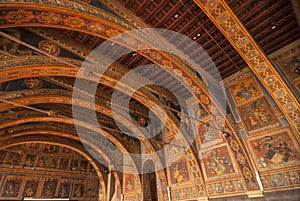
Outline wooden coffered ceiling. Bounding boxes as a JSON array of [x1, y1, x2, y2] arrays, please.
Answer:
[[57, 0, 300, 78]]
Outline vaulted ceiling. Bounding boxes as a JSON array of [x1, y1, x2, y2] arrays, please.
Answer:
[[0, 0, 299, 200]]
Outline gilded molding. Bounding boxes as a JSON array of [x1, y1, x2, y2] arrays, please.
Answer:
[[0, 0, 132, 29]]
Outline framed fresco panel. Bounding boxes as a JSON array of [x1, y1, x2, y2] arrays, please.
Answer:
[[1, 175, 24, 198], [197, 120, 223, 147], [238, 97, 280, 134], [248, 127, 300, 171], [22, 177, 40, 198], [72, 180, 85, 199], [169, 157, 190, 185], [123, 174, 136, 193], [201, 145, 238, 181], [230, 76, 262, 104], [41, 178, 58, 198], [58, 179, 72, 199]]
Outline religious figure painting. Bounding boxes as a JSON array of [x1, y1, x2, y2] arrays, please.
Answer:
[[62, 147, 71, 154], [249, 129, 300, 170], [70, 159, 79, 171], [124, 174, 135, 192], [41, 178, 58, 197], [203, 146, 235, 178], [169, 157, 190, 184], [80, 159, 88, 171], [22, 178, 39, 198], [45, 157, 57, 168], [1, 176, 23, 197], [27, 143, 41, 150], [238, 97, 279, 133], [230, 76, 261, 104]]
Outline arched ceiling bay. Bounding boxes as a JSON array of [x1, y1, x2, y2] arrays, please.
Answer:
[[0, 1, 300, 200]]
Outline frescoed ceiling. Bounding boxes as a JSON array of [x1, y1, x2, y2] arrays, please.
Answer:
[[0, 0, 299, 200]]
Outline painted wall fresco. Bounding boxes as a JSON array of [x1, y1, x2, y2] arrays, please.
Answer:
[[124, 174, 136, 192], [23, 178, 40, 198], [171, 186, 196, 200], [1, 176, 23, 198], [169, 157, 190, 184], [123, 174, 141, 201], [248, 128, 300, 170], [269, 39, 300, 95], [41, 178, 58, 197], [24, 77, 43, 89], [85, 180, 100, 198], [0, 171, 100, 201], [202, 145, 236, 179], [0, 143, 100, 200], [224, 69, 300, 192], [197, 120, 223, 145], [73, 181, 85, 198], [230, 76, 261, 104], [58, 179, 72, 198], [238, 97, 280, 133]]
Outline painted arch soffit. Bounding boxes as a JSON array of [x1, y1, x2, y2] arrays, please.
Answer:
[[1, 94, 141, 155], [0, 57, 182, 136], [0, 1, 213, 115], [0, 4, 264, 191], [1, 128, 113, 167], [0, 60, 181, 157], [0, 137, 109, 195], [0, 56, 205, 170], [0, 88, 160, 156], [0, 112, 143, 172], [0, 3, 225, 168]]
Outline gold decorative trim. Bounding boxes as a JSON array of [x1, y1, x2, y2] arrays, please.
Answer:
[[246, 190, 264, 198]]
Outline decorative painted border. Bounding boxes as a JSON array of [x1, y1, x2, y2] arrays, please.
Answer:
[[246, 126, 300, 172]]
